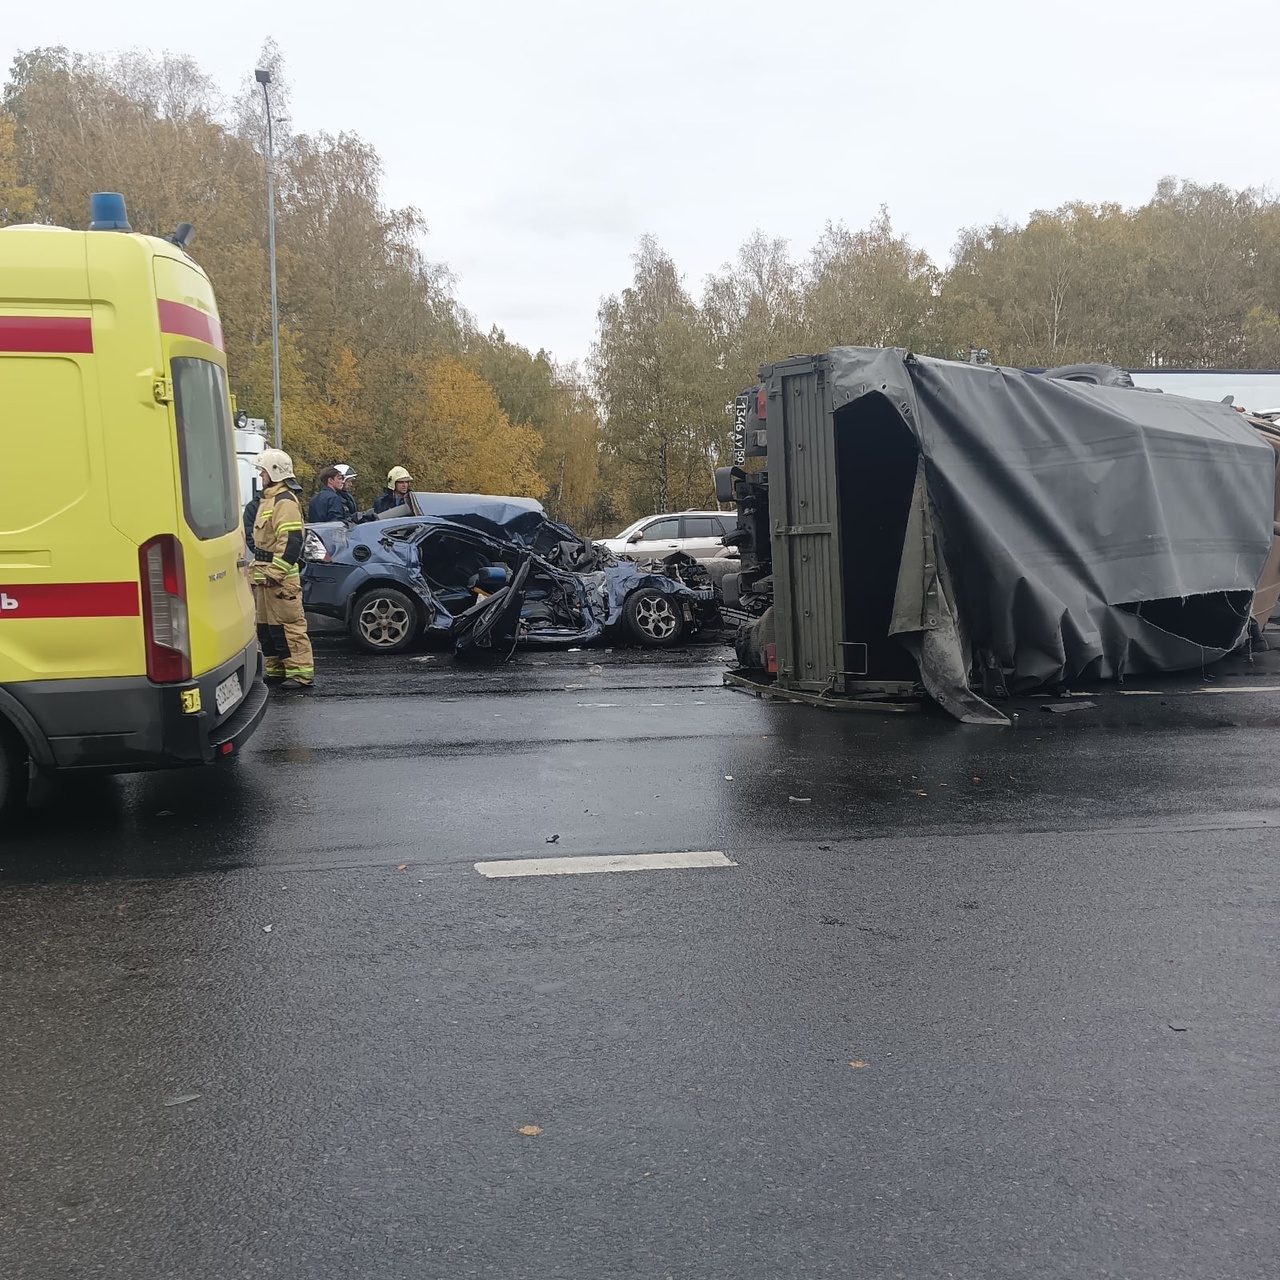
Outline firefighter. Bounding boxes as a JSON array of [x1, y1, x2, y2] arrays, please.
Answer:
[[251, 449, 315, 690], [334, 463, 358, 497], [373, 466, 414, 514], [333, 464, 380, 523], [308, 466, 358, 523]]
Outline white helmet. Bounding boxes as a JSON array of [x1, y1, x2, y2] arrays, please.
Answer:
[[387, 466, 413, 484], [334, 463, 357, 480], [254, 449, 295, 483]]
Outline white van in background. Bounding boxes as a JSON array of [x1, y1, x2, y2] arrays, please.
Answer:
[[234, 415, 268, 508]]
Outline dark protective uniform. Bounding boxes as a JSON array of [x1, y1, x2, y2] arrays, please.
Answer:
[[308, 487, 358, 523], [252, 481, 314, 685], [373, 487, 412, 514], [243, 494, 261, 555]]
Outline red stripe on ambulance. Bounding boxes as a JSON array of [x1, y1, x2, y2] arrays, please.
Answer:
[[157, 299, 224, 350], [0, 316, 94, 354], [0, 582, 141, 618]]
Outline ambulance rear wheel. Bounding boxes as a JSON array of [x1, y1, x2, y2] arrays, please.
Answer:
[[0, 722, 28, 821], [351, 587, 420, 654]]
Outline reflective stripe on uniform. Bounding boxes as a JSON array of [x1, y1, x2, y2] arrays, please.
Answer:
[[253, 485, 304, 558]]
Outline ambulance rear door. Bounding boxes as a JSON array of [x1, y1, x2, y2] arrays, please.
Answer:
[[154, 253, 254, 684]]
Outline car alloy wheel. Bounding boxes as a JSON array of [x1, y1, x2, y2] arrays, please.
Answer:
[[354, 591, 415, 651], [628, 590, 682, 644]]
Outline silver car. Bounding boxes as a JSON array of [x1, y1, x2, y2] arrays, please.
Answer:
[[597, 510, 733, 561]]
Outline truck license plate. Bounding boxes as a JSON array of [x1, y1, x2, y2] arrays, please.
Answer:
[[215, 671, 243, 716]]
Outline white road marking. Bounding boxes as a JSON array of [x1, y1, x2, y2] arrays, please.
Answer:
[[474, 850, 736, 878], [1117, 685, 1280, 696]]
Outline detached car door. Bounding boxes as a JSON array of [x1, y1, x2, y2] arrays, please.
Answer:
[[626, 517, 681, 559], [452, 560, 531, 650]]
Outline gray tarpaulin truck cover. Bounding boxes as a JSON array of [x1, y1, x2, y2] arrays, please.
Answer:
[[825, 348, 1278, 721]]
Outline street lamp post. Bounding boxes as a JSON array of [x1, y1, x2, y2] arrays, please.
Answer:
[[255, 67, 283, 450]]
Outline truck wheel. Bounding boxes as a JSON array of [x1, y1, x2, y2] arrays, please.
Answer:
[[351, 587, 420, 654], [623, 588, 686, 648], [0, 723, 29, 820]]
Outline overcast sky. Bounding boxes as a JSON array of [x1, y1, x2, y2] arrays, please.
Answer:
[[5, 0, 1278, 366]]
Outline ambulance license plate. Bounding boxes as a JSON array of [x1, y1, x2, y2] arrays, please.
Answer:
[[215, 672, 243, 716]]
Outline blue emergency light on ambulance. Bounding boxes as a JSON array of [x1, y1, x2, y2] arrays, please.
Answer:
[[88, 191, 132, 231]]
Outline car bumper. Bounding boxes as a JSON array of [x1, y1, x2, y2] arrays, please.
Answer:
[[5, 639, 269, 772]]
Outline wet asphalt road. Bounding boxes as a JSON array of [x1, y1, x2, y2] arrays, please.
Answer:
[[3, 636, 1279, 1280]]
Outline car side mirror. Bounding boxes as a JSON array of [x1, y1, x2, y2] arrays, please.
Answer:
[[628, 530, 645, 544]]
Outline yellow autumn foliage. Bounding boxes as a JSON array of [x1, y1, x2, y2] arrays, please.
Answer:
[[401, 356, 545, 499], [243, 326, 337, 486]]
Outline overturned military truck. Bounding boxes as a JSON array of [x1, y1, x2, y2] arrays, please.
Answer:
[[720, 348, 1280, 725]]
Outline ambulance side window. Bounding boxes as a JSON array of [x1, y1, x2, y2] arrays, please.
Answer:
[[172, 358, 239, 540]]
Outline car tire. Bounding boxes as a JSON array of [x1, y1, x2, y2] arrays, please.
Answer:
[[0, 722, 29, 821], [1040, 363, 1135, 388], [623, 588, 686, 648], [350, 586, 420, 654]]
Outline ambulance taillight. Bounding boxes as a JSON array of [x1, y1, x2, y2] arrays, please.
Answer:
[[140, 535, 191, 683]]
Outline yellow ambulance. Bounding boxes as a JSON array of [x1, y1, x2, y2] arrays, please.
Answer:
[[0, 192, 268, 816]]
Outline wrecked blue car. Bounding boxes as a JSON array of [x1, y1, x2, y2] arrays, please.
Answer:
[[301, 493, 722, 654]]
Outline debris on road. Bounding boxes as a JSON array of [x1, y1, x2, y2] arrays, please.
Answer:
[[788, 795, 812, 803], [517, 1125, 543, 1136], [163, 1093, 201, 1107], [1044, 700, 1096, 713], [546, 834, 560, 844]]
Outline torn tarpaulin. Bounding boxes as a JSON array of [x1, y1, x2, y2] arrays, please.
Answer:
[[825, 348, 1277, 717]]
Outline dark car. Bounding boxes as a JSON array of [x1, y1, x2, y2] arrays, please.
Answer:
[[301, 493, 721, 654]]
